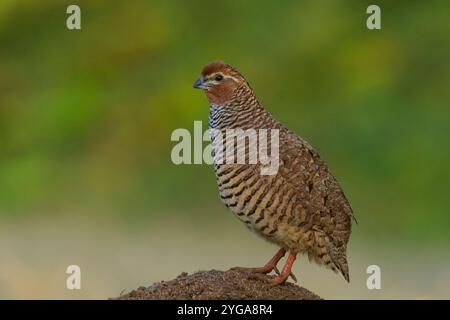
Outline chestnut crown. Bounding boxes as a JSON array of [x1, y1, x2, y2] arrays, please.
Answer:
[[193, 61, 250, 104]]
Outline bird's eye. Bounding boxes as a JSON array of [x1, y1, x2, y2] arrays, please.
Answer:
[[214, 75, 223, 81]]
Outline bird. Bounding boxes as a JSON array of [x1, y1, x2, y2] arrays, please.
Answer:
[[193, 61, 355, 285]]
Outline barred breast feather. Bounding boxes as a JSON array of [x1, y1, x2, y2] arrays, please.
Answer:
[[208, 84, 353, 281]]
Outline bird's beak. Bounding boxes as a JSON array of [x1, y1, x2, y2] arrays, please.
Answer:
[[193, 75, 206, 89]]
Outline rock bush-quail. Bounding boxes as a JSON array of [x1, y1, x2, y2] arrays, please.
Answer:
[[193, 61, 355, 285]]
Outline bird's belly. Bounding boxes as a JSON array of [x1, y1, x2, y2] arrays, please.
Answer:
[[214, 164, 311, 251]]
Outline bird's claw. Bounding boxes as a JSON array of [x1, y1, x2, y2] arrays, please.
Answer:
[[289, 271, 297, 283], [248, 270, 297, 286], [248, 273, 274, 282], [247, 273, 283, 286], [230, 267, 246, 272], [273, 266, 281, 275], [230, 265, 280, 275]]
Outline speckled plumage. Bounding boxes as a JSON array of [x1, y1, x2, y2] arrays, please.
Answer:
[[194, 61, 355, 283]]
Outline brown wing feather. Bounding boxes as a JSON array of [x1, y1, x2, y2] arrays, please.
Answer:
[[276, 126, 354, 281]]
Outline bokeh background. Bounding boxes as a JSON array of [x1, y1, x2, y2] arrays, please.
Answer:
[[0, 0, 449, 299]]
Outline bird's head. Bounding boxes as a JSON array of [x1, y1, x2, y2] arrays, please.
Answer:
[[193, 61, 249, 105]]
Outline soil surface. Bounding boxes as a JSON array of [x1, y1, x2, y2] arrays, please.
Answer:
[[115, 269, 322, 300]]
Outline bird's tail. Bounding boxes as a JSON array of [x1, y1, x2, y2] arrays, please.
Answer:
[[309, 234, 350, 282], [335, 256, 350, 282], [327, 243, 350, 282]]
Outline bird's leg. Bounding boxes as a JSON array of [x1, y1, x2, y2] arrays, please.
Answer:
[[267, 252, 297, 286], [231, 248, 286, 274]]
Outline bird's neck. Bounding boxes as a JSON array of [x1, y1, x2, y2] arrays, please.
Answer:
[[208, 91, 265, 131]]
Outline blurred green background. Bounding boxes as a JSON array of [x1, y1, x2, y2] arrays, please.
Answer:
[[0, 0, 449, 299]]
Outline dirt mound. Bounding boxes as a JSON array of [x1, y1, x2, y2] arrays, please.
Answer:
[[116, 269, 322, 300]]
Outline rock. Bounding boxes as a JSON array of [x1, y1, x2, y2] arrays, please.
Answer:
[[115, 269, 322, 300]]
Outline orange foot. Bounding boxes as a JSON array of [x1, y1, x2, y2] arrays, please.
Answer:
[[231, 248, 286, 275], [248, 252, 297, 286]]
